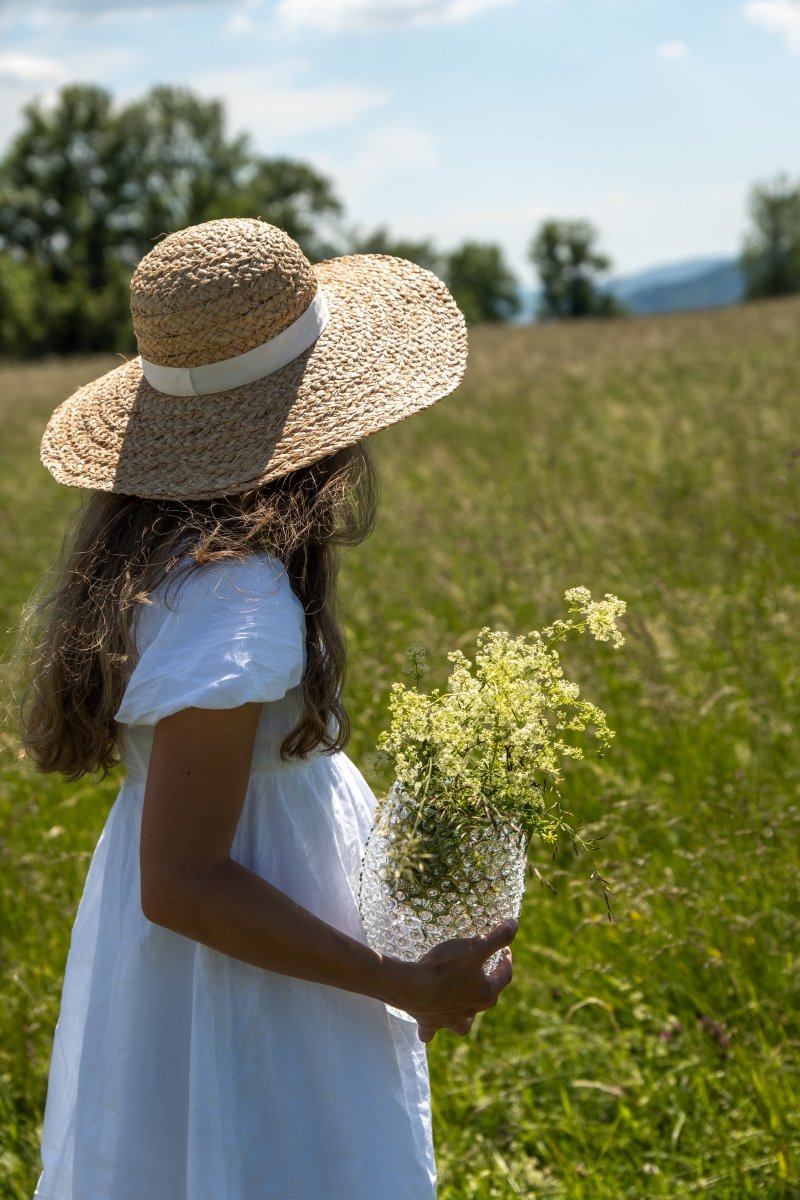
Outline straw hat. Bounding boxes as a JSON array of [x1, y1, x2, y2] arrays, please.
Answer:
[[40, 218, 468, 500]]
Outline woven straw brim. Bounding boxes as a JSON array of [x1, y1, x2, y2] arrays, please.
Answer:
[[40, 254, 468, 500]]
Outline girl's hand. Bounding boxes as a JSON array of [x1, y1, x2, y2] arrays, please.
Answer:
[[396, 919, 517, 1043]]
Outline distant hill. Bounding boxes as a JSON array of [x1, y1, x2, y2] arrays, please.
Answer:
[[609, 256, 745, 314], [518, 255, 746, 322]]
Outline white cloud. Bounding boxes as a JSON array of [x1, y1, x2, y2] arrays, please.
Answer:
[[0, 0, 227, 11], [657, 40, 689, 60], [226, 11, 255, 34], [276, 0, 512, 33], [0, 79, 57, 147], [300, 123, 441, 232], [743, 0, 800, 53], [355, 191, 651, 286], [433, 201, 553, 233], [0, 45, 139, 150], [224, 0, 263, 35], [0, 0, 252, 28], [191, 67, 391, 141], [341, 200, 552, 278], [344, 124, 438, 190], [0, 51, 66, 84]]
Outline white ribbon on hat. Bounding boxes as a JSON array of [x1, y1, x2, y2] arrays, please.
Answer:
[[140, 288, 330, 397]]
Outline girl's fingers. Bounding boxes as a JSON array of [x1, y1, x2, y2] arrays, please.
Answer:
[[415, 1013, 475, 1042], [470, 918, 518, 960], [411, 921, 518, 1029], [418, 918, 518, 970]]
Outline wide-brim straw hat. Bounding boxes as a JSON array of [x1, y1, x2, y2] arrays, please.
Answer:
[[41, 217, 468, 500]]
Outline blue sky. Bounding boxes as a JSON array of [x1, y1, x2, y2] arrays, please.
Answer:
[[0, 0, 798, 286]]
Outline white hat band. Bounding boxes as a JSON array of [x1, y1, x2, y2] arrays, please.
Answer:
[[140, 289, 330, 398]]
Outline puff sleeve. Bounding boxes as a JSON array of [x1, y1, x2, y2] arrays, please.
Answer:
[[114, 554, 306, 727]]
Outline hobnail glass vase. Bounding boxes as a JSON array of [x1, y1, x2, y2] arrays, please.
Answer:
[[358, 783, 527, 1020]]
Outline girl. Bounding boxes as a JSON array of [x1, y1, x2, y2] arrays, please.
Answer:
[[21, 218, 516, 1200]]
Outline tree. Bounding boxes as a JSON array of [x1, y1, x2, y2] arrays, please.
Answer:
[[110, 86, 252, 262], [0, 84, 342, 357], [741, 172, 800, 300], [444, 241, 521, 324], [0, 86, 136, 288], [529, 218, 625, 320], [0, 84, 133, 354], [0, 253, 47, 357]]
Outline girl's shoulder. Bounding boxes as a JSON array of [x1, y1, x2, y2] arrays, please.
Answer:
[[158, 550, 297, 614], [139, 549, 306, 654], [133, 551, 303, 643], [116, 553, 306, 728]]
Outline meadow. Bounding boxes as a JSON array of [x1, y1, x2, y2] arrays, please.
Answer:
[[1, 297, 799, 1198]]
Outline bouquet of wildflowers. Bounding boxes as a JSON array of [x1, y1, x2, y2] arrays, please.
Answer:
[[372, 587, 626, 915]]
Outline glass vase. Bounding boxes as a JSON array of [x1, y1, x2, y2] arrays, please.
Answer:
[[358, 783, 527, 1020]]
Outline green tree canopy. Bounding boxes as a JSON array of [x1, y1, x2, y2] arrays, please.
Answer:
[[529, 218, 624, 320], [740, 172, 800, 300], [0, 84, 342, 357], [444, 241, 521, 324]]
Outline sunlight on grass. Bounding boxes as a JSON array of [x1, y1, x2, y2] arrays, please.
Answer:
[[1, 301, 799, 1197]]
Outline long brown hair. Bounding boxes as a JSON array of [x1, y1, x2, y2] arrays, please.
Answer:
[[18, 443, 378, 780]]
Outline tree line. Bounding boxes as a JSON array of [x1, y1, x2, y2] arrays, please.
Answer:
[[0, 83, 798, 359]]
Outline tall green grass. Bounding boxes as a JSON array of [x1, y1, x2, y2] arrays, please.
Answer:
[[2, 301, 799, 1197]]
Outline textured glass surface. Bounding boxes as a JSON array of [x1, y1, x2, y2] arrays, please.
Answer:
[[358, 784, 527, 1021]]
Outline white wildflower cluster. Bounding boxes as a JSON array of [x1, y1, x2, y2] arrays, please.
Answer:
[[402, 641, 429, 684], [377, 588, 626, 846], [562, 586, 627, 648]]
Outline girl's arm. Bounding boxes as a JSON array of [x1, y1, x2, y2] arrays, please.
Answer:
[[139, 703, 515, 1041]]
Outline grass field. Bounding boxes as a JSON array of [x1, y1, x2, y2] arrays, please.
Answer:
[[1, 298, 799, 1198]]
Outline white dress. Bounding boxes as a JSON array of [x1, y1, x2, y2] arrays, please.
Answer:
[[34, 553, 435, 1200]]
